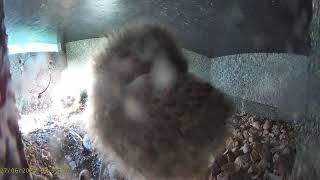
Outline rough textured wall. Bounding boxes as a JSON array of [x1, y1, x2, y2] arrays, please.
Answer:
[[65, 38, 105, 66], [292, 0, 320, 125], [211, 53, 310, 121], [311, 0, 320, 55], [65, 38, 211, 78], [307, 0, 320, 122]]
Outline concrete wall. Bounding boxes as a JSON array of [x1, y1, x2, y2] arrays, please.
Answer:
[[211, 53, 310, 121]]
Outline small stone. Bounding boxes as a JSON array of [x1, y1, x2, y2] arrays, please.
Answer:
[[252, 121, 260, 129], [263, 130, 269, 136], [232, 149, 243, 157], [79, 169, 92, 180], [263, 120, 272, 130], [243, 130, 249, 139], [279, 133, 286, 140], [224, 150, 236, 162], [232, 128, 243, 139], [234, 155, 250, 169], [248, 166, 254, 174], [250, 150, 260, 163], [234, 140, 240, 148], [69, 161, 77, 170], [273, 153, 280, 162], [248, 136, 253, 143], [272, 125, 280, 135], [221, 162, 240, 176], [41, 149, 51, 160], [282, 147, 291, 155], [214, 154, 228, 167], [248, 136, 256, 143], [209, 155, 215, 165], [211, 162, 221, 177], [217, 172, 229, 180], [82, 134, 94, 151], [248, 165, 260, 176], [281, 128, 287, 134], [226, 137, 234, 149], [241, 143, 251, 154], [231, 147, 239, 153], [32, 174, 48, 180], [264, 173, 282, 180], [248, 116, 256, 123]]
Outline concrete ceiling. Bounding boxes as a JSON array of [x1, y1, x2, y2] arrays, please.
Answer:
[[4, 0, 312, 57]]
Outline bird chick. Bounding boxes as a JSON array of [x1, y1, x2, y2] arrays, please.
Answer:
[[89, 20, 234, 180]]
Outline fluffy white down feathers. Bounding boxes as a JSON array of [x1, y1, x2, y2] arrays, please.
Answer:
[[89, 20, 234, 180]]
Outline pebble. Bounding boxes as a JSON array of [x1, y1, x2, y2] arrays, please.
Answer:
[[41, 149, 51, 160], [279, 133, 286, 140], [224, 150, 236, 162], [82, 134, 95, 151], [263, 121, 272, 130], [273, 153, 280, 162], [248, 136, 256, 143], [248, 165, 260, 176], [214, 154, 228, 167], [32, 174, 48, 180], [250, 150, 260, 163], [232, 129, 243, 139], [209, 113, 298, 180], [226, 137, 234, 150], [231, 147, 239, 153], [221, 162, 240, 176], [282, 147, 291, 155], [272, 125, 280, 135], [264, 173, 282, 180], [235, 155, 250, 169], [241, 143, 251, 154], [79, 169, 92, 180], [252, 121, 260, 129], [243, 130, 249, 139], [69, 161, 77, 170], [211, 162, 221, 177], [248, 116, 256, 122], [281, 128, 287, 134], [217, 172, 229, 180]]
